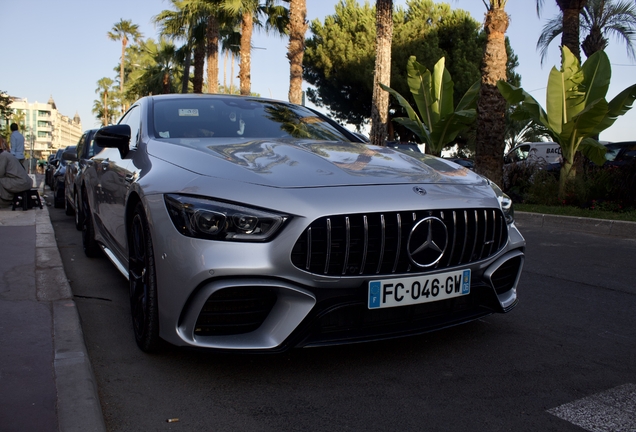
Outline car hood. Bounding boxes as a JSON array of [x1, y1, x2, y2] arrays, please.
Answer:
[[147, 138, 484, 188]]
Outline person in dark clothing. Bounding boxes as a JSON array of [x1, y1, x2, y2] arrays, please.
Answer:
[[0, 137, 33, 208]]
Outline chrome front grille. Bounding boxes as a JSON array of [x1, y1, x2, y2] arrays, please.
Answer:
[[291, 208, 508, 277]]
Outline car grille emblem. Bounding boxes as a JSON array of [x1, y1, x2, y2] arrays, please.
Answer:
[[413, 186, 427, 196], [407, 216, 448, 267]]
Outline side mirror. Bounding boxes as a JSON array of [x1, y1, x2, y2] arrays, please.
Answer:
[[95, 124, 131, 159], [62, 149, 78, 162]]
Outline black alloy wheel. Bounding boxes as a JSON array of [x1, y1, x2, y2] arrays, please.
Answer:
[[81, 188, 101, 258], [53, 182, 64, 208], [74, 190, 84, 230], [128, 202, 161, 352]]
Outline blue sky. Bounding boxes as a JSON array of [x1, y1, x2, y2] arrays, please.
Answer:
[[2, 0, 634, 141]]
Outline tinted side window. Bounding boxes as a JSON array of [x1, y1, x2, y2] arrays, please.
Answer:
[[87, 135, 102, 158], [119, 106, 141, 148], [76, 133, 87, 158]]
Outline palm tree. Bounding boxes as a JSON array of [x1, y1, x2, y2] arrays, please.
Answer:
[[126, 38, 181, 96], [286, 0, 307, 104], [369, 0, 393, 147], [107, 20, 143, 98], [536, 0, 588, 61], [95, 78, 114, 126], [475, 0, 509, 187], [223, 0, 288, 95], [155, 1, 208, 93], [220, 29, 242, 93], [537, 0, 636, 62]]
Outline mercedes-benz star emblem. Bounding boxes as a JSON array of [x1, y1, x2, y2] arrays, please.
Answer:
[[407, 216, 448, 267], [413, 186, 427, 196]]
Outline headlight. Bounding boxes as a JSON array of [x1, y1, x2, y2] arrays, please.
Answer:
[[487, 180, 514, 224], [164, 194, 289, 242]]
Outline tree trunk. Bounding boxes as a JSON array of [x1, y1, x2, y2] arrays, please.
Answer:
[[223, 50, 228, 91], [370, 0, 393, 147], [557, 0, 587, 62], [120, 38, 128, 113], [475, 6, 509, 187], [103, 92, 108, 126], [581, 25, 607, 58], [193, 40, 206, 93], [207, 15, 220, 94], [239, 12, 253, 96], [182, 46, 191, 94], [120, 38, 127, 94], [559, 157, 576, 200], [163, 72, 171, 94], [287, 0, 308, 104], [231, 52, 235, 94]]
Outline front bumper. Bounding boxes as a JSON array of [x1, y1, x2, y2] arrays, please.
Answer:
[[145, 193, 525, 351]]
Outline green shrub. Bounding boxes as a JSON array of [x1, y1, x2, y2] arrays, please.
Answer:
[[504, 159, 636, 212]]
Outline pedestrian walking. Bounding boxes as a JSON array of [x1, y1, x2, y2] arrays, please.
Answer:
[[0, 137, 32, 208], [9, 123, 26, 170]]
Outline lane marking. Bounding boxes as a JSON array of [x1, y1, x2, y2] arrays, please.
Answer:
[[547, 383, 636, 432]]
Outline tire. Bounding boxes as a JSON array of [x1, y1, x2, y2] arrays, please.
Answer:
[[53, 187, 64, 208], [81, 189, 101, 258], [128, 202, 161, 352], [74, 191, 84, 231], [64, 196, 74, 216]]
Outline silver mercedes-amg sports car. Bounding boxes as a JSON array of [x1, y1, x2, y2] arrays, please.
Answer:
[[81, 94, 525, 352]]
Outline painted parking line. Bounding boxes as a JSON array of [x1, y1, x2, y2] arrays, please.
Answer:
[[548, 383, 636, 432]]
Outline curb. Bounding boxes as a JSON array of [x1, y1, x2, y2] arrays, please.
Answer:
[[515, 211, 636, 239], [36, 204, 106, 431]]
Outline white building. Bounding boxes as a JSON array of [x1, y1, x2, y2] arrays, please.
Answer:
[[5, 95, 82, 160]]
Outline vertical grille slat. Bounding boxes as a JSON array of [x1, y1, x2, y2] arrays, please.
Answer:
[[342, 217, 351, 275], [360, 216, 369, 275], [469, 210, 479, 262], [324, 218, 332, 275], [479, 210, 488, 259], [376, 215, 386, 274], [392, 213, 402, 273], [446, 211, 457, 267], [459, 210, 468, 265], [291, 207, 508, 277], [488, 210, 497, 257], [305, 227, 312, 270]]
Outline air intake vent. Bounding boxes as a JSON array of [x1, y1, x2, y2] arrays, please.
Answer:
[[291, 208, 507, 277], [194, 287, 277, 336], [490, 255, 523, 294]]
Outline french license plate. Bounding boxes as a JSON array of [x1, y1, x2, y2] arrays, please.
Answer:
[[368, 269, 471, 309]]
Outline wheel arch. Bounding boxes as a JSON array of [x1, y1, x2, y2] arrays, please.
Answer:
[[125, 191, 143, 245]]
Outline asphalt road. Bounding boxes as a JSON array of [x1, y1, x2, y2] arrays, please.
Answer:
[[48, 205, 636, 432]]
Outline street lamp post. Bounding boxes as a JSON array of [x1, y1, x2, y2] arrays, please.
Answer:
[[30, 132, 34, 174], [27, 127, 35, 175]]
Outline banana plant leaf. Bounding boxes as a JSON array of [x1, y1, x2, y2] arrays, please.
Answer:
[[579, 137, 608, 166], [592, 83, 636, 134], [382, 57, 478, 155], [380, 83, 431, 144], [580, 49, 611, 108], [497, 81, 549, 128]]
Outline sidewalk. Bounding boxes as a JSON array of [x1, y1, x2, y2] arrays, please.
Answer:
[[0, 175, 105, 432], [515, 210, 636, 238]]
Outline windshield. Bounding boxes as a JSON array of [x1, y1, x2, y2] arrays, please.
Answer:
[[152, 97, 354, 142]]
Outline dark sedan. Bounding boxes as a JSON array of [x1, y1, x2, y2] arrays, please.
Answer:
[[63, 129, 101, 227], [51, 146, 76, 208]]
